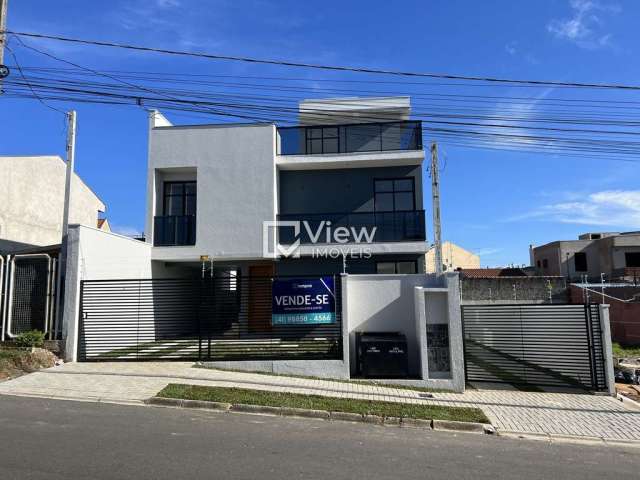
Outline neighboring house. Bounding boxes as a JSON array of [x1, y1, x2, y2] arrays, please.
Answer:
[[531, 232, 640, 282], [145, 97, 428, 276], [97, 218, 111, 232], [0, 156, 106, 253], [425, 241, 479, 273]]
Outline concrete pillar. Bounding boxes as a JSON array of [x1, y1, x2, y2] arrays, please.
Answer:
[[62, 226, 82, 362], [599, 304, 616, 396]]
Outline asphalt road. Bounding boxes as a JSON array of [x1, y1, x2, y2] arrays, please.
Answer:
[[0, 395, 637, 480]]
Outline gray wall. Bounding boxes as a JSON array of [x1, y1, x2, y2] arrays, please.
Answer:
[[146, 123, 277, 261], [344, 273, 441, 377], [278, 165, 423, 214]]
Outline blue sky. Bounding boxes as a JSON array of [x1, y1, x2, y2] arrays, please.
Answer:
[[2, 0, 639, 266]]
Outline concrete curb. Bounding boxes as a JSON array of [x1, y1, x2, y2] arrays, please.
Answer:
[[497, 429, 640, 448], [145, 397, 493, 434], [432, 419, 486, 434]]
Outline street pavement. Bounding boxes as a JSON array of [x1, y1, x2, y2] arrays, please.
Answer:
[[0, 395, 637, 480], [1, 362, 640, 442]]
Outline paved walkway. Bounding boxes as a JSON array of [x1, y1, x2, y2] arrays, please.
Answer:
[[1, 362, 639, 443]]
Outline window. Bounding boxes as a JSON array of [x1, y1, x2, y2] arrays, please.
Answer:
[[536, 260, 541, 268], [574, 252, 588, 272], [542, 259, 548, 269], [374, 178, 415, 212], [163, 181, 196, 216], [626, 252, 640, 268], [376, 261, 417, 274], [306, 126, 339, 154]]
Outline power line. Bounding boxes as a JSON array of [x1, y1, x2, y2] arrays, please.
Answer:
[[4, 30, 640, 91], [4, 42, 66, 115]]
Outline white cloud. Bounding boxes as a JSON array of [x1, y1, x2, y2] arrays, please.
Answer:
[[547, 0, 620, 49], [474, 248, 503, 257], [156, 0, 181, 7], [111, 225, 143, 237], [512, 190, 640, 228], [505, 41, 517, 56]]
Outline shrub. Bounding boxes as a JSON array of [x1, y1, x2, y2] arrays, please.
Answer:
[[15, 330, 45, 349]]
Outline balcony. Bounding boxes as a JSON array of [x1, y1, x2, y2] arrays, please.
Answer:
[[278, 121, 422, 156], [154, 215, 196, 246], [277, 210, 426, 244]]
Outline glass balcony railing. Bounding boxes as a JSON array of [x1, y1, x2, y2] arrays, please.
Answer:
[[277, 121, 422, 156], [277, 210, 426, 244], [153, 215, 196, 246]]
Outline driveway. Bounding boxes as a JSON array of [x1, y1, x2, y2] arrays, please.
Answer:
[[1, 362, 639, 444]]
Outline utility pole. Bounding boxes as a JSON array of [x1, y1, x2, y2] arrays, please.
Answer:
[[430, 142, 443, 275], [56, 110, 76, 337], [61, 111, 77, 239], [0, 1, 8, 85]]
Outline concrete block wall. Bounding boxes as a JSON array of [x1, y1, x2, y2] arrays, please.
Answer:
[[461, 276, 567, 303]]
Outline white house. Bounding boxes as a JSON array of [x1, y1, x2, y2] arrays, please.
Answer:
[[0, 155, 106, 253]]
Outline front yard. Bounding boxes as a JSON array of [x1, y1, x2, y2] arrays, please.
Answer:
[[0, 348, 57, 381]]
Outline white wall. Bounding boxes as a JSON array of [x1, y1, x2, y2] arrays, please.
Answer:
[[0, 156, 105, 250], [62, 225, 156, 361], [344, 274, 441, 376], [146, 120, 277, 261]]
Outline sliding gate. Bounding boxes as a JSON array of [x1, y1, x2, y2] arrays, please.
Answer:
[[462, 304, 606, 391], [79, 275, 342, 362]]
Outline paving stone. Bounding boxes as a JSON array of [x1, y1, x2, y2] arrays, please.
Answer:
[[1, 362, 639, 443]]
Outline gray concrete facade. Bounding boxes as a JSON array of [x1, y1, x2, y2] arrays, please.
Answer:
[[532, 232, 640, 281], [278, 165, 422, 215]]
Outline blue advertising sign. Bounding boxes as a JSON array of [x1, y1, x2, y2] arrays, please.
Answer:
[[272, 277, 336, 325]]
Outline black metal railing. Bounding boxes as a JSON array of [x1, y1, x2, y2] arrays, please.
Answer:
[[277, 210, 426, 244], [153, 215, 196, 246], [277, 121, 422, 155]]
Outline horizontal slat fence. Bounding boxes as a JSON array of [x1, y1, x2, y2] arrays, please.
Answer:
[[462, 304, 606, 391], [79, 275, 342, 362]]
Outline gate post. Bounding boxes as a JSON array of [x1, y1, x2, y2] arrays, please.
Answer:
[[599, 304, 615, 396], [62, 226, 82, 362]]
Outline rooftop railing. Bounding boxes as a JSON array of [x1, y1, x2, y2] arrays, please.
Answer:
[[277, 120, 422, 156]]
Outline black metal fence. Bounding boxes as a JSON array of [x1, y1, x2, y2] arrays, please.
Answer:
[[79, 275, 343, 362], [462, 304, 607, 391]]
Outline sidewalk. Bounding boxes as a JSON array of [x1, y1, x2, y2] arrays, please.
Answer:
[[1, 362, 639, 443]]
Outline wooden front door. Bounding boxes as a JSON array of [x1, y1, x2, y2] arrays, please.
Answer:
[[248, 264, 275, 332]]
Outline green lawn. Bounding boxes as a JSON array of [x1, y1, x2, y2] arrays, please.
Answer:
[[157, 383, 489, 423], [613, 342, 640, 358]]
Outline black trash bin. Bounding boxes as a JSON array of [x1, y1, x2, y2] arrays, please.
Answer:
[[356, 332, 409, 378]]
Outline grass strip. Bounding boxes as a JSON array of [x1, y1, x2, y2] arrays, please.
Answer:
[[613, 342, 640, 358], [157, 383, 489, 423]]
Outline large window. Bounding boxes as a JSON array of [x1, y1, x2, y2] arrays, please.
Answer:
[[306, 126, 339, 154], [374, 178, 415, 212], [376, 261, 417, 274], [574, 252, 588, 272], [626, 252, 640, 268], [163, 181, 196, 216]]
